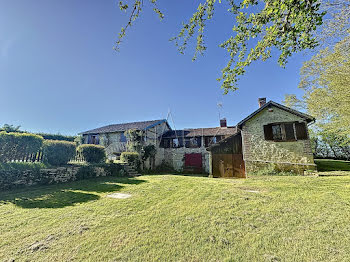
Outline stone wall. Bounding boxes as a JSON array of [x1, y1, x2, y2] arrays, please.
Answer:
[[161, 147, 210, 173], [241, 106, 316, 175], [0, 164, 126, 191]]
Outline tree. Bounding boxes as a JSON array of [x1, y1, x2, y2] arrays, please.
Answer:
[[124, 129, 158, 169], [285, 36, 350, 142], [116, 0, 325, 93], [283, 0, 350, 154]]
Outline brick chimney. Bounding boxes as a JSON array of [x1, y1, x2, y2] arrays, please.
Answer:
[[258, 97, 266, 108], [220, 118, 227, 127]]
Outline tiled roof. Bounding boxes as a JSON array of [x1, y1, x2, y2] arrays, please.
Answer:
[[161, 126, 237, 138], [81, 119, 168, 135]]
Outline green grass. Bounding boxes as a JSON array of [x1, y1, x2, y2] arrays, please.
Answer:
[[315, 159, 350, 172], [1, 173, 350, 261]]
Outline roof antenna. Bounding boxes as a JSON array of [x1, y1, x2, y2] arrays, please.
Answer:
[[217, 101, 223, 120]]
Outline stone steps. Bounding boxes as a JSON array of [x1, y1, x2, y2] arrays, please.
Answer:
[[121, 164, 141, 177]]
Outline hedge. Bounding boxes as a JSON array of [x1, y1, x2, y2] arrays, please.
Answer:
[[121, 152, 141, 170], [42, 140, 76, 166], [36, 133, 76, 142], [0, 132, 43, 162], [77, 144, 106, 163], [75, 163, 126, 180]]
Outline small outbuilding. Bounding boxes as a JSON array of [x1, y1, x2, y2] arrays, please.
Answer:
[[208, 132, 246, 178], [208, 99, 316, 178]]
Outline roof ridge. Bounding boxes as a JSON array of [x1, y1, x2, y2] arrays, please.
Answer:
[[237, 100, 315, 128]]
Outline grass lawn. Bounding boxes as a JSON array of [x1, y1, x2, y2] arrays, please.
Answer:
[[1, 173, 350, 261]]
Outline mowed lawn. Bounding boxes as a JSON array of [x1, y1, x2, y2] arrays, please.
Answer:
[[1, 173, 350, 261]]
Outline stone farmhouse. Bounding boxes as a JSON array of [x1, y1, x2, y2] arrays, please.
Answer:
[[80, 98, 316, 177]]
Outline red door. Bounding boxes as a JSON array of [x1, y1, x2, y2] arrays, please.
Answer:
[[185, 153, 202, 169]]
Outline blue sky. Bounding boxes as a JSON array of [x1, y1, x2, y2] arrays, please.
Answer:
[[0, 0, 310, 135]]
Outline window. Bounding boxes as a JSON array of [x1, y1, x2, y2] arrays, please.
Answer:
[[264, 122, 308, 142], [271, 125, 283, 140], [90, 135, 99, 144], [173, 138, 179, 148], [120, 133, 127, 142]]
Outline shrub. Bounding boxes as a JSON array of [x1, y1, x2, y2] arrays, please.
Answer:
[[36, 133, 76, 142], [77, 144, 106, 163], [75, 163, 127, 180], [0, 132, 43, 162], [121, 152, 140, 170], [42, 140, 76, 166]]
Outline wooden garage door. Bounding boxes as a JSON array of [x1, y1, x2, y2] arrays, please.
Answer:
[[212, 153, 245, 178]]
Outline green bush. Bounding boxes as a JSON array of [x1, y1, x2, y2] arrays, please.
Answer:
[[43, 140, 76, 166], [36, 133, 76, 142], [121, 152, 140, 170], [75, 163, 126, 180], [0, 132, 43, 162], [77, 144, 106, 163]]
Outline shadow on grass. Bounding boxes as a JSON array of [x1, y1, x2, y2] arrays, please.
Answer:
[[0, 176, 147, 209]]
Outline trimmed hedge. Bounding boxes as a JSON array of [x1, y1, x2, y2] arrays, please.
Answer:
[[78, 144, 106, 163], [121, 152, 141, 170], [0, 132, 43, 162], [36, 133, 76, 142], [42, 140, 76, 166]]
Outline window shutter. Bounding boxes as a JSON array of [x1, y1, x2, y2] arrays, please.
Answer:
[[295, 122, 308, 140], [284, 123, 296, 140], [263, 124, 273, 140]]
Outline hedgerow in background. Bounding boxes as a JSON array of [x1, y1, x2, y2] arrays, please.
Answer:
[[42, 140, 76, 166], [36, 133, 76, 142], [121, 152, 141, 170], [77, 144, 106, 163], [0, 124, 22, 133], [0, 132, 43, 162]]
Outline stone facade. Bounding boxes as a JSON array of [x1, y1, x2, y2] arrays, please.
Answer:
[[98, 121, 171, 161], [241, 106, 316, 174], [160, 147, 210, 173]]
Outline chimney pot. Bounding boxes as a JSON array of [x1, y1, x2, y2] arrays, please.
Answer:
[[258, 97, 266, 108], [220, 118, 227, 128]]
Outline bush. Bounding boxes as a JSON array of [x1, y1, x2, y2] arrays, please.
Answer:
[[121, 152, 140, 170], [77, 144, 106, 163], [36, 133, 76, 142], [0, 132, 43, 162], [75, 163, 127, 180], [42, 140, 76, 166]]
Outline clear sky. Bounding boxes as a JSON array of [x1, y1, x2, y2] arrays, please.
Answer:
[[0, 0, 310, 135]]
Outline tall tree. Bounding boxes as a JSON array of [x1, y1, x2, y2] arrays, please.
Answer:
[[116, 0, 325, 93], [284, 0, 350, 146]]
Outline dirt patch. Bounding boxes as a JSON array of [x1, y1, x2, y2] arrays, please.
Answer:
[[244, 190, 260, 193], [27, 235, 57, 253], [107, 193, 132, 199]]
